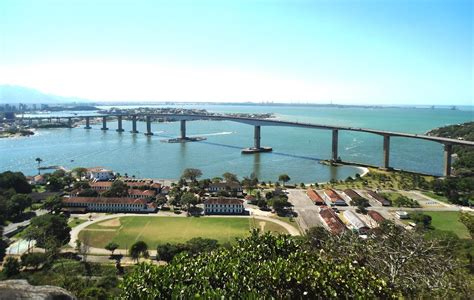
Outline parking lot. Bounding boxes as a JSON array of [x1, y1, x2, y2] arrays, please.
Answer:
[[287, 189, 322, 232]]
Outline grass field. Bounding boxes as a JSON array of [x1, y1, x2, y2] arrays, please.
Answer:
[[79, 216, 289, 249], [422, 211, 470, 239], [421, 191, 449, 203]]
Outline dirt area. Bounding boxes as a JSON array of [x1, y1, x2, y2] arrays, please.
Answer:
[[97, 218, 121, 227]]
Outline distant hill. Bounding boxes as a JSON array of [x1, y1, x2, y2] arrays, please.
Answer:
[[0, 85, 92, 104]]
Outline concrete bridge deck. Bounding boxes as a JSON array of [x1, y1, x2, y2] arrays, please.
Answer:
[[20, 113, 474, 177]]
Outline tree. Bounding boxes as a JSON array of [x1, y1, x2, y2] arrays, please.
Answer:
[[72, 167, 88, 179], [120, 231, 391, 299], [77, 188, 99, 197], [35, 157, 43, 174], [410, 213, 432, 229], [181, 168, 202, 182], [278, 174, 290, 185], [6, 194, 32, 218], [20, 252, 47, 270], [103, 180, 128, 197], [350, 197, 370, 214], [46, 175, 63, 192], [185, 237, 219, 256], [181, 192, 198, 209], [310, 221, 470, 297], [2, 256, 20, 277], [0, 171, 32, 194], [130, 241, 149, 263], [73, 180, 91, 190], [25, 214, 71, 249], [271, 197, 290, 212], [222, 172, 239, 183], [42, 195, 62, 213], [156, 243, 185, 262], [105, 242, 119, 256]]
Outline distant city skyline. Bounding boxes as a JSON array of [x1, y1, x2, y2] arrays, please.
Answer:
[[0, 0, 472, 105]]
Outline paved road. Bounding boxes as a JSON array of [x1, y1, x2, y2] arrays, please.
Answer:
[[287, 190, 322, 232], [3, 209, 48, 237], [69, 213, 300, 255]]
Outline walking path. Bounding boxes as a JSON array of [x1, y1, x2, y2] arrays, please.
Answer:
[[69, 213, 300, 255]]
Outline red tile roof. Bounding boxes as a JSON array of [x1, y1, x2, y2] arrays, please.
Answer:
[[320, 208, 346, 234], [90, 181, 113, 188], [128, 189, 156, 197], [324, 189, 342, 203], [63, 197, 147, 205], [343, 189, 361, 200], [367, 210, 385, 223], [204, 198, 244, 205], [307, 188, 324, 204]]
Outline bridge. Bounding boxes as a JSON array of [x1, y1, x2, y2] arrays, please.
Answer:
[[21, 113, 474, 177]]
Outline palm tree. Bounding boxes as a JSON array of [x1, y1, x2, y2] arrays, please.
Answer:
[[35, 157, 43, 175]]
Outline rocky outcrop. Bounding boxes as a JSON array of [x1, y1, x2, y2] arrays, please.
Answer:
[[0, 280, 76, 300]]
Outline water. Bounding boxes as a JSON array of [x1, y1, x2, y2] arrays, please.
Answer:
[[2, 105, 473, 183]]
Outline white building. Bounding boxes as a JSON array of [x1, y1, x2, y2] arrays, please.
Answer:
[[204, 198, 244, 215], [62, 197, 156, 213], [87, 167, 115, 181], [343, 210, 369, 231], [396, 211, 409, 219]]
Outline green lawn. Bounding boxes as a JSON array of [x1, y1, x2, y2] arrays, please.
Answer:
[[79, 216, 289, 249], [423, 211, 470, 239], [421, 191, 449, 203], [68, 217, 88, 228]]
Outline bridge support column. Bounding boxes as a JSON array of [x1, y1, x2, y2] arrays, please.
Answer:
[[145, 116, 153, 136], [254, 125, 261, 149], [48, 118, 52, 123], [116, 116, 124, 132], [383, 135, 390, 169], [84, 117, 91, 129], [444, 144, 452, 177], [241, 125, 272, 154], [101, 116, 108, 130], [180, 120, 186, 139], [130, 115, 138, 133], [68, 117, 73, 128], [331, 129, 339, 162]]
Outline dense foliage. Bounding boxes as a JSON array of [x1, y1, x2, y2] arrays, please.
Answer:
[[25, 214, 71, 249], [121, 231, 391, 299], [156, 237, 220, 262]]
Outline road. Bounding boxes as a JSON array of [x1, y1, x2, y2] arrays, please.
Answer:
[[3, 209, 48, 237], [287, 190, 322, 232]]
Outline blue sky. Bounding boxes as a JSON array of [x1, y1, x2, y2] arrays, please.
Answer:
[[0, 0, 472, 105]]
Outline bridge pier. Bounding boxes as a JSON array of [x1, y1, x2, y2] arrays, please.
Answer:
[[180, 120, 186, 139], [383, 135, 391, 169], [84, 117, 91, 129], [116, 116, 124, 132], [444, 144, 452, 177], [101, 116, 108, 130], [242, 125, 272, 154], [331, 129, 339, 162], [48, 118, 52, 123], [145, 116, 153, 136], [130, 115, 139, 133], [68, 117, 73, 128], [254, 125, 261, 149]]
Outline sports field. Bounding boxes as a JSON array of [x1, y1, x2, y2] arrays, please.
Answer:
[[78, 216, 289, 249]]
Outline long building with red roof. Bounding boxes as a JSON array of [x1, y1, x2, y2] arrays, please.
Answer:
[[62, 197, 156, 213], [319, 208, 346, 234], [306, 188, 325, 205]]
